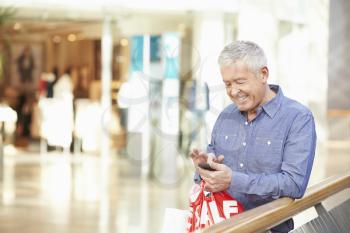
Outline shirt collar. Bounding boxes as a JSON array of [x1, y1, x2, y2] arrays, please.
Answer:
[[262, 84, 283, 118]]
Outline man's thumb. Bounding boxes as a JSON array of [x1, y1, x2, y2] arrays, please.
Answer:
[[209, 161, 223, 171]]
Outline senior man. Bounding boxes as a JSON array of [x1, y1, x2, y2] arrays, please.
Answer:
[[191, 41, 316, 233]]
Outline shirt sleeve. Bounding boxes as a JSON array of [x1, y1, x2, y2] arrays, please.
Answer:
[[229, 112, 317, 199]]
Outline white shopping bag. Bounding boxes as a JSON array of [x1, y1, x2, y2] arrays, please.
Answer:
[[161, 208, 189, 233]]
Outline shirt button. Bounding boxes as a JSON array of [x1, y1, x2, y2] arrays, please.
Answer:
[[267, 140, 271, 145], [225, 136, 228, 140], [242, 142, 246, 146], [245, 121, 248, 125], [240, 163, 244, 168]]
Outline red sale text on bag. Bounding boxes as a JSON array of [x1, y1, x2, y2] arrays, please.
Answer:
[[187, 182, 244, 232]]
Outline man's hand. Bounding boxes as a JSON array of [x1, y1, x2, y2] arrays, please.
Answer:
[[197, 161, 232, 193], [190, 149, 224, 170]]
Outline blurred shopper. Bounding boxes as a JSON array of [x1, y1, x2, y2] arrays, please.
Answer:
[[53, 67, 73, 100], [46, 67, 59, 98], [17, 45, 35, 83], [73, 66, 89, 99], [38, 70, 57, 97], [15, 94, 32, 138], [48, 66, 74, 150], [38, 73, 48, 97], [117, 81, 129, 131], [190, 41, 316, 233]]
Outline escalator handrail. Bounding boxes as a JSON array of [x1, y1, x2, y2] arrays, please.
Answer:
[[204, 171, 350, 233]]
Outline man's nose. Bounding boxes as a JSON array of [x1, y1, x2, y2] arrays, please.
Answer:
[[230, 86, 240, 96]]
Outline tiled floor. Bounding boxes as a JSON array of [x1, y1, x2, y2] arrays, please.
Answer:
[[0, 139, 349, 233], [0, 147, 193, 233]]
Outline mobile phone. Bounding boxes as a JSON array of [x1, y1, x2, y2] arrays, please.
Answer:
[[198, 162, 216, 171]]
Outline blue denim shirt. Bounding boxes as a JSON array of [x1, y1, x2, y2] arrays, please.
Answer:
[[195, 85, 316, 220]]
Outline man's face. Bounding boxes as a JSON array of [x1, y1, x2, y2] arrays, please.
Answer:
[[220, 60, 268, 113]]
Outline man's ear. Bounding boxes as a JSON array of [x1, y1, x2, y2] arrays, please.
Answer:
[[260, 67, 269, 83]]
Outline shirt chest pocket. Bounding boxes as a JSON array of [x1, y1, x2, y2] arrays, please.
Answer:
[[252, 137, 283, 170], [215, 134, 240, 154]]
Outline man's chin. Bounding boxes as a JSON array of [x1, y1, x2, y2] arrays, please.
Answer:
[[234, 102, 249, 111], [231, 99, 250, 111], [238, 107, 248, 112], [235, 105, 247, 111]]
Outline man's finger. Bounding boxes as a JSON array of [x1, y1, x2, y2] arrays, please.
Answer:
[[204, 183, 218, 193], [198, 151, 207, 158], [197, 167, 212, 179], [217, 155, 224, 163], [207, 154, 214, 164], [191, 148, 198, 156], [190, 148, 200, 159], [208, 161, 224, 171], [190, 152, 195, 159], [204, 184, 213, 192]]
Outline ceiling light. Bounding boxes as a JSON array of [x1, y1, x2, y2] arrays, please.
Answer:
[[52, 35, 62, 43], [13, 22, 21, 30], [67, 34, 77, 42], [120, 38, 128, 47]]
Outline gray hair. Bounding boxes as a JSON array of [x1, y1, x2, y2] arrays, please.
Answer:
[[218, 41, 267, 75]]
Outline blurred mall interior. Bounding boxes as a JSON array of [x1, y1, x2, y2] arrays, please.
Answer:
[[0, 0, 349, 232]]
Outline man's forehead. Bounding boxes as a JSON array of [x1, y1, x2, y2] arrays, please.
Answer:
[[221, 62, 251, 80], [222, 75, 247, 82]]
